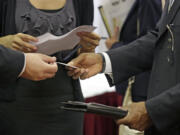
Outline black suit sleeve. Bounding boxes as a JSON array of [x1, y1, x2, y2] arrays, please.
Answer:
[[106, 30, 158, 86], [146, 84, 180, 132], [0, 45, 25, 83]]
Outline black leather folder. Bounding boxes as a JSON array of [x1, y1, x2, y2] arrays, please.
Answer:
[[61, 101, 128, 119]]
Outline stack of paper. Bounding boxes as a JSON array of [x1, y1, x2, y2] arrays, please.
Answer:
[[99, 0, 135, 37], [33, 25, 96, 55]]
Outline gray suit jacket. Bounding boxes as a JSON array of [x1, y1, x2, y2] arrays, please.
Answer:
[[107, 0, 180, 134]]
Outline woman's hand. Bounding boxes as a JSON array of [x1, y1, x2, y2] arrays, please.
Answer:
[[77, 32, 101, 54], [0, 33, 38, 53]]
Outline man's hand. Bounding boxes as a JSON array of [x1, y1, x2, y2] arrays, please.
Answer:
[[116, 102, 152, 131], [67, 53, 103, 79], [21, 53, 58, 81], [77, 32, 101, 53]]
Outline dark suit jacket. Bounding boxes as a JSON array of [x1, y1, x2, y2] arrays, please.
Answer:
[[107, 0, 180, 134], [110, 0, 162, 102], [0, 45, 24, 135], [0, 45, 24, 101]]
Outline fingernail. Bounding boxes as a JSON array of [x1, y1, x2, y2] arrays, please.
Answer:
[[52, 57, 57, 61], [68, 62, 74, 66]]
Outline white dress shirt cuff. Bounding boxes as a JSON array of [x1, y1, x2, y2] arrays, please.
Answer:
[[18, 53, 26, 77], [101, 52, 112, 73]]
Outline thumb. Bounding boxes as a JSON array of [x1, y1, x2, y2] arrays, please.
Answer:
[[116, 106, 129, 125], [44, 63, 58, 73], [40, 54, 57, 63], [116, 117, 128, 126], [68, 54, 84, 67]]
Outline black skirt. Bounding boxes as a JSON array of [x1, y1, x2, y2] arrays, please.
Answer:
[[1, 66, 84, 135]]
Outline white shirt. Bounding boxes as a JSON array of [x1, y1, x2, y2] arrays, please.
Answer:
[[101, 52, 112, 73], [101, 52, 113, 74]]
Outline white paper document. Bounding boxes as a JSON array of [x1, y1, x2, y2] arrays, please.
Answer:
[[99, 0, 135, 37], [56, 62, 78, 69], [34, 25, 96, 55]]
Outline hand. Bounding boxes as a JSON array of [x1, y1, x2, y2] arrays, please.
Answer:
[[77, 32, 101, 53], [0, 33, 38, 53], [105, 26, 119, 49], [21, 53, 58, 81], [116, 102, 152, 131], [67, 53, 103, 79]]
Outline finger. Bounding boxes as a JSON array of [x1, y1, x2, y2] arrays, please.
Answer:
[[68, 68, 82, 77], [67, 68, 83, 76], [80, 69, 93, 80], [80, 36, 99, 47], [14, 43, 35, 53], [116, 117, 129, 125], [44, 63, 58, 73], [77, 32, 101, 40], [80, 44, 95, 52], [80, 64, 101, 79], [105, 39, 113, 49], [67, 55, 84, 67], [80, 71, 89, 80], [79, 48, 95, 53], [67, 61, 76, 68], [73, 68, 86, 80], [66, 66, 75, 71], [17, 33, 38, 42], [12, 43, 25, 52], [40, 55, 57, 63], [14, 37, 37, 51], [117, 106, 122, 109], [80, 71, 94, 80], [80, 40, 95, 49], [116, 106, 130, 125], [67, 70, 75, 76], [113, 26, 119, 40], [122, 106, 129, 111], [70, 68, 81, 76]]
